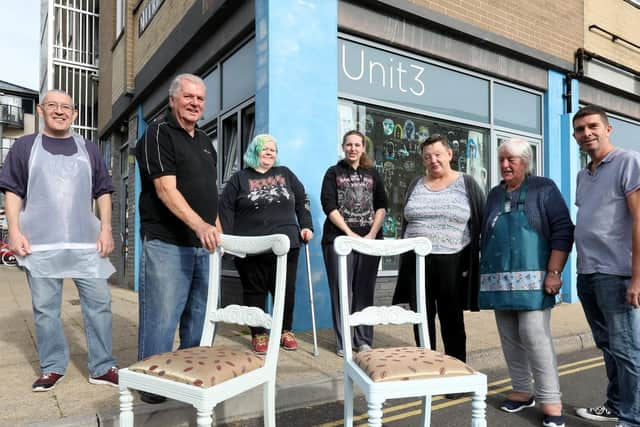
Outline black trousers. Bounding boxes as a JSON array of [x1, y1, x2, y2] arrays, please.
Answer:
[[234, 248, 300, 336], [409, 246, 469, 362], [322, 244, 379, 350]]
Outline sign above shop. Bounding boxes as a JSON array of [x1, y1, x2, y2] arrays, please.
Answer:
[[138, 0, 165, 36], [338, 38, 490, 124]]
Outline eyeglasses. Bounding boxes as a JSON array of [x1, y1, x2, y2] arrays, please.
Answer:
[[41, 102, 75, 113]]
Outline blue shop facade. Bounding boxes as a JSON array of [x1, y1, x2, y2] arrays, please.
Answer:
[[119, 1, 640, 331]]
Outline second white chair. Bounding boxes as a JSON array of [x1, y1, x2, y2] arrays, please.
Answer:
[[334, 236, 488, 427], [118, 233, 290, 427]]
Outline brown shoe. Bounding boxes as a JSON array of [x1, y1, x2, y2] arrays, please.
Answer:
[[280, 330, 298, 351], [89, 367, 118, 387], [32, 373, 64, 392]]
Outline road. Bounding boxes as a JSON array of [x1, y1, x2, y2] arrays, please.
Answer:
[[222, 347, 611, 426]]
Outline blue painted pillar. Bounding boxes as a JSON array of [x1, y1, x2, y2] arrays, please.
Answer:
[[561, 78, 580, 303], [255, 0, 337, 330], [134, 106, 146, 292], [544, 70, 579, 303]]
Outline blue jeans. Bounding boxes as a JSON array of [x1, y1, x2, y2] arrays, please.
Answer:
[[26, 272, 116, 377], [578, 273, 640, 427], [138, 239, 210, 360]]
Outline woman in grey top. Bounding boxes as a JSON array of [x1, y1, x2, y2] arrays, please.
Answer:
[[393, 134, 484, 374]]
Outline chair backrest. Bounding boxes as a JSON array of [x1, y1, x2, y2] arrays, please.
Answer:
[[200, 233, 290, 368], [334, 236, 432, 358]]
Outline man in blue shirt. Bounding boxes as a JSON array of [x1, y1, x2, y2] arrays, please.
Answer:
[[573, 105, 640, 427]]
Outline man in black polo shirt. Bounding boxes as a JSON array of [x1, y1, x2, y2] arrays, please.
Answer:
[[136, 73, 220, 404]]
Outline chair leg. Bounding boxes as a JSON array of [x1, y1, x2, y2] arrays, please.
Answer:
[[195, 406, 214, 427], [119, 387, 134, 427], [264, 380, 276, 427], [420, 395, 432, 427], [343, 376, 354, 427], [471, 392, 487, 427], [367, 397, 385, 427]]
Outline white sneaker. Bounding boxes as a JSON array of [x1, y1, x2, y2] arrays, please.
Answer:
[[575, 405, 618, 422]]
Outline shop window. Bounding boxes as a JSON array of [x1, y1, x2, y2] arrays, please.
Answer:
[[494, 83, 542, 134], [221, 39, 256, 112], [221, 113, 239, 182], [116, 0, 125, 37], [200, 67, 220, 125], [609, 115, 640, 152], [338, 100, 489, 271], [219, 101, 256, 183]]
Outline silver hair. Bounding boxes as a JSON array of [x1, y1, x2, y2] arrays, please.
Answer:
[[40, 89, 74, 104], [168, 73, 205, 98], [499, 138, 533, 173]]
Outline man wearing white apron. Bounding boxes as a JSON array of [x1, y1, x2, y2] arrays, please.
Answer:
[[0, 90, 118, 392]]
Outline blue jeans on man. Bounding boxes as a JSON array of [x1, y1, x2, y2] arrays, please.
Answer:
[[578, 273, 640, 427], [26, 272, 116, 377], [138, 238, 210, 360]]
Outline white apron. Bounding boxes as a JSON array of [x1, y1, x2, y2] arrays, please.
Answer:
[[17, 133, 115, 278]]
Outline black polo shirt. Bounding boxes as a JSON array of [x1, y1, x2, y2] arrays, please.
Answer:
[[136, 110, 218, 247]]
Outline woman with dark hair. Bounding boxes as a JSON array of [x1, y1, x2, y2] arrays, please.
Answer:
[[321, 130, 388, 357], [219, 134, 313, 354], [393, 134, 485, 373]]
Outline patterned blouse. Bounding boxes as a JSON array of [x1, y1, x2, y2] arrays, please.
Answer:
[[403, 175, 471, 254]]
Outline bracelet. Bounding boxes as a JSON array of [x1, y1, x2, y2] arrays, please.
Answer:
[[547, 270, 562, 275]]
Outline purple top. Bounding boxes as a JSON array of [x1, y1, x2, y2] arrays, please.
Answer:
[[0, 133, 114, 203]]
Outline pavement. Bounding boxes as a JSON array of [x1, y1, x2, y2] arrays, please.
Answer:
[[0, 265, 596, 427]]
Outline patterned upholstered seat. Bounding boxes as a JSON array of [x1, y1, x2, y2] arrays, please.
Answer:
[[334, 236, 487, 427], [354, 347, 476, 383], [118, 234, 291, 427], [129, 346, 264, 388]]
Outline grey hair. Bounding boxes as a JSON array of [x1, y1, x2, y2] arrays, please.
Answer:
[[499, 138, 533, 173], [40, 89, 74, 104], [168, 73, 205, 97]]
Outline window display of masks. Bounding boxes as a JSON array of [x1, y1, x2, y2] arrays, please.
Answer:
[[361, 105, 489, 270]]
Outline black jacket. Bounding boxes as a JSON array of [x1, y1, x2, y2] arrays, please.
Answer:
[[392, 174, 485, 311]]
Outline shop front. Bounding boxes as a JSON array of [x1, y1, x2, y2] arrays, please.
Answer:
[[337, 35, 544, 274]]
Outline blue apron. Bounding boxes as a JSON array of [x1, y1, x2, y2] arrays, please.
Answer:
[[479, 179, 555, 310]]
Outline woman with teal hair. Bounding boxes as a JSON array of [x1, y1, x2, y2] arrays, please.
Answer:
[[219, 134, 314, 354]]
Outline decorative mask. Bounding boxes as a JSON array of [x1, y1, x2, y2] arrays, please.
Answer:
[[416, 126, 430, 143], [394, 124, 403, 139], [404, 120, 416, 141], [382, 118, 394, 135], [365, 114, 374, 134]]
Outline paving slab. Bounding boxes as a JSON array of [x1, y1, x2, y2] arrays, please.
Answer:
[[0, 266, 595, 427]]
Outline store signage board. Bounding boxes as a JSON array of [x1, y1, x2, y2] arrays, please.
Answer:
[[139, 0, 166, 36], [338, 38, 490, 124]]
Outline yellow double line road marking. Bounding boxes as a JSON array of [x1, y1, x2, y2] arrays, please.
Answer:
[[317, 355, 604, 427]]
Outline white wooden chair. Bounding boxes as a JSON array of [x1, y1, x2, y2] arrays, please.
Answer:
[[119, 233, 290, 427], [334, 236, 487, 427]]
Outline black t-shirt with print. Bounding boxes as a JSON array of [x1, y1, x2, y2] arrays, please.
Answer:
[[136, 111, 218, 247], [320, 160, 388, 244], [218, 166, 313, 248]]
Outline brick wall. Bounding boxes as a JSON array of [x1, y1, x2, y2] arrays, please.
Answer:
[[133, 0, 197, 76], [585, 0, 640, 72], [407, 0, 584, 64]]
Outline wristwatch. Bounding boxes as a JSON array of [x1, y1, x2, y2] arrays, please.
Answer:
[[547, 270, 562, 276]]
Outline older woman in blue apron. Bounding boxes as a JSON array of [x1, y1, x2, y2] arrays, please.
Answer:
[[479, 138, 573, 427]]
